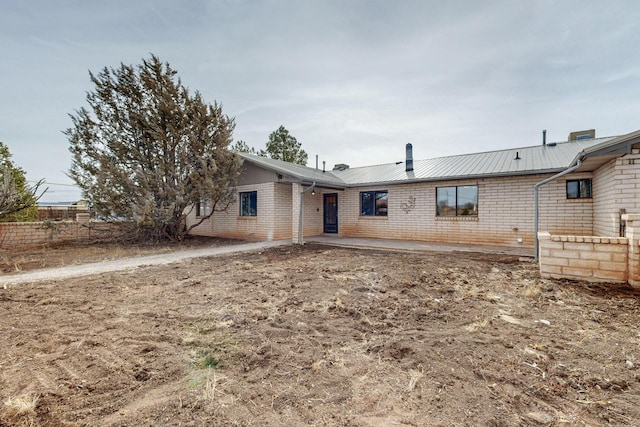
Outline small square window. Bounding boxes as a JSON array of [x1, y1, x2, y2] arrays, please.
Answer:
[[240, 191, 257, 216], [566, 179, 592, 199], [360, 191, 388, 216]]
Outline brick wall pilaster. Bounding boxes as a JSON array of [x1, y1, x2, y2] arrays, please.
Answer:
[[291, 183, 301, 243], [622, 214, 640, 286]]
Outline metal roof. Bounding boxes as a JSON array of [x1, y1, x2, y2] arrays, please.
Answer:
[[236, 152, 345, 187], [335, 137, 618, 186], [236, 133, 638, 188]]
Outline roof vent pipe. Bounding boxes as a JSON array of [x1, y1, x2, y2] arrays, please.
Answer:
[[543, 129, 547, 146], [316, 155, 318, 170], [406, 143, 414, 172], [322, 160, 325, 173]]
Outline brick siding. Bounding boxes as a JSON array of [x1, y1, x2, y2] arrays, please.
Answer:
[[336, 173, 594, 247], [593, 148, 640, 236], [188, 147, 640, 249], [538, 232, 628, 283], [0, 221, 123, 249]]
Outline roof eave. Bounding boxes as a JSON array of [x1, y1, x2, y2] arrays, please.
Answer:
[[237, 153, 346, 186], [582, 129, 640, 158], [297, 178, 347, 190]]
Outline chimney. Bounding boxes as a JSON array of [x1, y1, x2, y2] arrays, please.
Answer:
[[568, 129, 596, 141], [542, 129, 546, 146], [406, 143, 414, 172]]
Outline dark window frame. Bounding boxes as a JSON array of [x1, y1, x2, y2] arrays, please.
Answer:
[[436, 185, 478, 217], [239, 191, 257, 216], [360, 190, 388, 216], [566, 179, 592, 199], [196, 198, 212, 217]]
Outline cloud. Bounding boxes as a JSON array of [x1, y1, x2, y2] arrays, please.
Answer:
[[3, 0, 640, 200]]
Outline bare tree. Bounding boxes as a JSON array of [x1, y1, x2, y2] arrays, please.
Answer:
[[65, 55, 242, 241]]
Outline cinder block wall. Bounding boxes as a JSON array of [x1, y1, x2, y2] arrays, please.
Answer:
[[0, 221, 122, 249], [538, 232, 628, 283], [623, 214, 640, 286]]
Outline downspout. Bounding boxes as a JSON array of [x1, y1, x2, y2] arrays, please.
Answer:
[[298, 182, 316, 245], [534, 154, 584, 260]]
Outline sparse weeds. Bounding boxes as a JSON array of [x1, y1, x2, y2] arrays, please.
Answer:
[[185, 321, 243, 371], [1, 393, 38, 427], [197, 352, 220, 369], [407, 367, 424, 392], [524, 283, 542, 298], [464, 318, 490, 332]]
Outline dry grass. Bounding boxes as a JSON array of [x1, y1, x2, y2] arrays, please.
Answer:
[[1, 394, 38, 427], [0, 236, 233, 274]]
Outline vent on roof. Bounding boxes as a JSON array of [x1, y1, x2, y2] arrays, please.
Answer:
[[568, 129, 595, 141], [333, 163, 350, 171]]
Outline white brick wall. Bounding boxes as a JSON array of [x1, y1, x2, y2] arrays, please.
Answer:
[[187, 182, 288, 241], [538, 232, 629, 283], [593, 146, 640, 236], [336, 174, 595, 247], [188, 150, 640, 247]]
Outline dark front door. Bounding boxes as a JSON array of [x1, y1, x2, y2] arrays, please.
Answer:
[[323, 193, 338, 233]]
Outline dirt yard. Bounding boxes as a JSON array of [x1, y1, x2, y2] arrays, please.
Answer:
[[1, 241, 640, 426]]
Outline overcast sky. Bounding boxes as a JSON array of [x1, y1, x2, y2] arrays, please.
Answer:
[[2, 0, 640, 202]]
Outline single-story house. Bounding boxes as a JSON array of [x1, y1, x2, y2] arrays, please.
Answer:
[[186, 129, 640, 256]]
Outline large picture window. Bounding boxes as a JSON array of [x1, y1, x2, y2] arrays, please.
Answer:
[[566, 179, 592, 199], [436, 185, 478, 217], [360, 190, 388, 216], [240, 191, 257, 216]]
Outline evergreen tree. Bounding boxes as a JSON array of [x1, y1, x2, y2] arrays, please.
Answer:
[[232, 140, 256, 154], [260, 125, 307, 165], [66, 55, 241, 241], [0, 142, 45, 222]]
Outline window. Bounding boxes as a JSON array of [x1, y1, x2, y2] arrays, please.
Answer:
[[436, 185, 478, 216], [240, 191, 257, 216], [360, 191, 388, 216], [196, 198, 212, 217], [566, 179, 592, 199]]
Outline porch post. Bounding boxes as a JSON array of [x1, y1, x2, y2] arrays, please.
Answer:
[[292, 183, 301, 243]]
